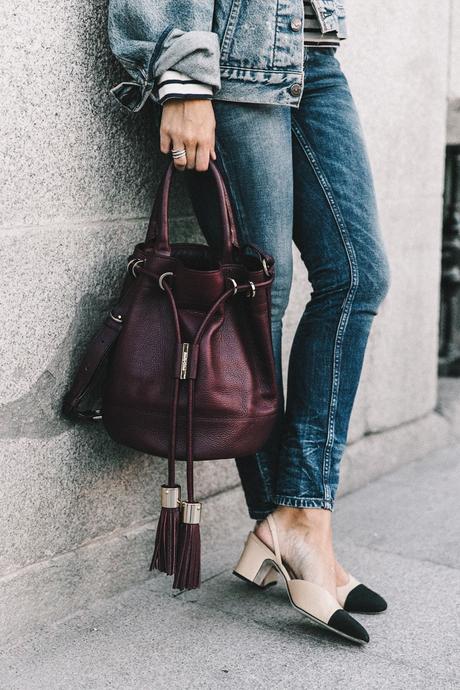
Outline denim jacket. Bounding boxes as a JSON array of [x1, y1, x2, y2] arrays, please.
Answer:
[[108, 0, 347, 111]]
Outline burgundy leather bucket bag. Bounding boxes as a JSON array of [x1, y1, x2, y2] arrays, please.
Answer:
[[63, 159, 279, 589]]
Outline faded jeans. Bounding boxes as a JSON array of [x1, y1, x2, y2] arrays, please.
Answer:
[[184, 47, 391, 519]]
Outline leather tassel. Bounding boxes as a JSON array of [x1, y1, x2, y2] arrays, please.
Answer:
[[150, 485, 181, 576], [172, 501, 202, 590]]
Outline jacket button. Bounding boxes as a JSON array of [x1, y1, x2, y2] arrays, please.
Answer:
[[290, 17, 302, 31], [289, 83, 302, 96]]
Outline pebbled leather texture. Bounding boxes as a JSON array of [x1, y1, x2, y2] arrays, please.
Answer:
[[64, 159, 279, 467]]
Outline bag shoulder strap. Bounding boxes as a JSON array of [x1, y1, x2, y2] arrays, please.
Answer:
[[62, 276, 136, 421]]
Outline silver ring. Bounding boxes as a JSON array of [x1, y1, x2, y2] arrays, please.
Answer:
[[226, 277, 238, 296], [127, 258, 145, 278], [159, 271, 174, 291], [246, 281, 256, 298], [109, 311, 123, 323], [171, 148, 186, 159]]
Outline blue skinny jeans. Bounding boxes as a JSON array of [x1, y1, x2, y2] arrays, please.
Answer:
[[184, 47, 391, 519]]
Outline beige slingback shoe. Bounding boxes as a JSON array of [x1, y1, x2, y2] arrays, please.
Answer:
[[245, 567, 387, 613], [233, 514, 369, 644], [236, 544, 387, 614]]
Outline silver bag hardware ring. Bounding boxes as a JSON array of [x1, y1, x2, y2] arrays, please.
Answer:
[[159, 271, 174, 291], [226, 277, 238, 296], [127, 258, 145, 278], [246, 281, 256, 298], [262, 258, 270, 277]]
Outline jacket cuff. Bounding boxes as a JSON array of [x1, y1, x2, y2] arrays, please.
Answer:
[[155, 69, 213, 105], [110, 80, 153, 113], [109, 27, 221, 113]]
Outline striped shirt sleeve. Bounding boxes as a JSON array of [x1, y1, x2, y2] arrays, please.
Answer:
[[155, 69, 214, 105]]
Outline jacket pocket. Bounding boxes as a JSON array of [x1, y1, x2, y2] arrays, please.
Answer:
[[218, 0, 278, 70]]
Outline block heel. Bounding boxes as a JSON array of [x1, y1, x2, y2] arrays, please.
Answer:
[[232, 566, 278, 589], [233, 533, 279, 587]]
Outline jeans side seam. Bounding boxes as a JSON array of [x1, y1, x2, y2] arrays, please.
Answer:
[[290, 118, 359, 506]]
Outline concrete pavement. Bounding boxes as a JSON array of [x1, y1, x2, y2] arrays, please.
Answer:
[[0, 444, 459, 689]]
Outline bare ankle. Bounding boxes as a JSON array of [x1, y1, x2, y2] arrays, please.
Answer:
[[273, 506, 332, 537]]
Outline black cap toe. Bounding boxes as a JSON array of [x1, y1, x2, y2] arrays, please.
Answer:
[[344, 584, 387, 614], [328, 609, 370, 643]]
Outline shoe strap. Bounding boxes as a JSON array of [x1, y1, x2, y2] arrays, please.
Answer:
[[266, 514, 281, 564]]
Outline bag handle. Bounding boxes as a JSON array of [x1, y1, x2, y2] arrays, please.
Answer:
[[146, 159, 240, 262]]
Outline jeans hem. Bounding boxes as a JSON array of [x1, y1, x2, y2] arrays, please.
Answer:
[[273, 495, 334, 511], [248, 507, 275, 520]]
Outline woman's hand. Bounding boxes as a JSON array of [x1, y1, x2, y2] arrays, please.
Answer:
[[159, 99, 217, 172]]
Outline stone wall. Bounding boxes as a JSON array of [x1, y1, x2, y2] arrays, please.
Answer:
[[449, 0, 460, 100], [0, 0, 455, 636], [447, 0, 460, 142]]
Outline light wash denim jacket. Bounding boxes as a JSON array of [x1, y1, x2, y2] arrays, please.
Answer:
[[108, 0, 347, 111]]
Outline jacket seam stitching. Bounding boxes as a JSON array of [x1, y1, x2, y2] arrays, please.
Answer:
[[271, 0, 281, 67], [219, 64, 302, 75], [220, 0, 242, 60]]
